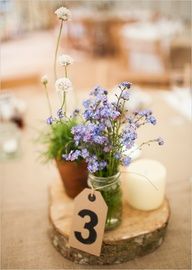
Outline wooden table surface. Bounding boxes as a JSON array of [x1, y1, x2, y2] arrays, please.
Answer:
[[1, 87, 191, 269]]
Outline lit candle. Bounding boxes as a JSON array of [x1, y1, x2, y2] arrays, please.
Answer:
[[123, 159, 167, 211]]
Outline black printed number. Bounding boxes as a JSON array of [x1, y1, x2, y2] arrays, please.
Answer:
[[74, 209, 98, 244]]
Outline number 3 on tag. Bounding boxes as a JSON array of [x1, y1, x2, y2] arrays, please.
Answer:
[[69, 188, 108, 256]]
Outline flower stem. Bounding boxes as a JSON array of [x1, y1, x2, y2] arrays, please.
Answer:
[[64, 92, 67, 115], [44, 84, 52, 116], [64, 65, 68, 77], [128, 139, 158, 156], [54, 20, 63, 81], [61, 91, 66, 116], [116, 86, 125, 109], [63, 65, 68, 115]]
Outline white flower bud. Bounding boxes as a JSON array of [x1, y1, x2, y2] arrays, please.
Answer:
[[55, 77, 72, 92], [55, 7, 71, 21], [41, 75, 48, 85], [58, 54, 74, 66]]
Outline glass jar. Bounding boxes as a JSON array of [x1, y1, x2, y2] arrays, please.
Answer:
[[88, 172, 122, 231]]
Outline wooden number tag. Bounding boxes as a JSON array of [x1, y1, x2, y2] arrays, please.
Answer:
[[69, 188, 108, 256]]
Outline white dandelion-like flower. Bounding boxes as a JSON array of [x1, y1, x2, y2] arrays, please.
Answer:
[[55, 77, 72, 92], [55, 7, 71, 21], [58, 54, 74, 66]]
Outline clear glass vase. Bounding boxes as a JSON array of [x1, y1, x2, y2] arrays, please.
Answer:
[[88, 172, 122, 231]]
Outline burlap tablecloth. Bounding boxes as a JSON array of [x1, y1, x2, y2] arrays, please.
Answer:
[[1, 88, 191, 269]]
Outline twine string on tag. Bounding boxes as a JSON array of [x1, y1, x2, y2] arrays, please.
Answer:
[[87, 177, 120, 194], [88, 180, 95, 196], [121, 170, 159, 191]]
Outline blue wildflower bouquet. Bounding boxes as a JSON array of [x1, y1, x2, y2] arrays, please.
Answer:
[[62, 82, 163, 228], [63, 82, 163, 177]]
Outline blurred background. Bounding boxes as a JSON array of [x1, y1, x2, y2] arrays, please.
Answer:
[[1, 0, 191, 88], [0, 1, 191, 268]]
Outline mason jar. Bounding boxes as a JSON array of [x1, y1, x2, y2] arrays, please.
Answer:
[[88, 172, 122, 230]]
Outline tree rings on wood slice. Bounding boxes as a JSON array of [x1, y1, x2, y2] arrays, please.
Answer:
[[49, 180, 170, 265]]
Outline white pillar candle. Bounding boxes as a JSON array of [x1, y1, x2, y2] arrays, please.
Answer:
[[124, 159, 166, 211]]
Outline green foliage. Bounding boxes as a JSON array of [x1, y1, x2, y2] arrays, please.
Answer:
[[40, 118, 78, 161]]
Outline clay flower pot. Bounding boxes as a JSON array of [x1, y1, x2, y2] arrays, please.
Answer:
[[56, 159, 88, 198]]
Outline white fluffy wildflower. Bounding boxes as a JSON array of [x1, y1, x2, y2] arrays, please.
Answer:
[[41, 75, 48, 85], [55, 77, 72, 92], [58, 54, 74, 66], [55, 7, 71, 21]]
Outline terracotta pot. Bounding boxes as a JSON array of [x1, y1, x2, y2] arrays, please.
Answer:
[[56, 159, 88, 198]]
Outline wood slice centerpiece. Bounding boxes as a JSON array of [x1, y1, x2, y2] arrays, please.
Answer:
[[49, 179, 170, 265]]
